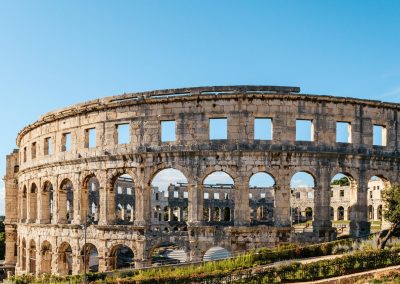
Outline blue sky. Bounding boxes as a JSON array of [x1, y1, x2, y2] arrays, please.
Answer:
[[1, 1, 400, 215]]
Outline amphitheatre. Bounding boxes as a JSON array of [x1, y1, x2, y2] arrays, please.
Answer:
[[3, 85, 398, 276]]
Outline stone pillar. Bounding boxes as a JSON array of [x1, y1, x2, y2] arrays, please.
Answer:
[[188, 182, 203, 225], [35, 243, 42, 275], [72, 252, 80, 275], [98, 173, 108, 225], [73, 179, 81, 225], [4, 225, 17, 266], [51, 252, 58, 275], [344, 207, 349, 221], [313, 168, 334, 240], [274, 175, 291, 227], [234, 179, 250, 226], [135, 184, 151, 226], [349, 172, 370, 237]]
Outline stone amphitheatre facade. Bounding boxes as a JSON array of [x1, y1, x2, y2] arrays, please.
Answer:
[[3, 85, 398, 276]]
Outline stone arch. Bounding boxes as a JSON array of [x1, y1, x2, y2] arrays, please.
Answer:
[[147, 164, 192, 187], [28, 239, 36, 274], [330, 172, 357, 226], [28, 183, 38, 222], [200, 166, 238, 185], [150, 168, 189, 227], [290, 171, 316, 225], [249, 171, 275, 224], [368, 205, 374, 220], [80, 243, 99, 273], [81, 174, 100, 224], [113, 173, 135, 225], [58, 242, 72, 275], [109, 244, 135, 269], [148, 241, 189, 265], [40, 241, 52, 274], [41, 181, 53, 224], [337, 206, 345, 221], [203, 246, 231, 261], [59, 179, 74, 224], [202, 170, 235, 225]]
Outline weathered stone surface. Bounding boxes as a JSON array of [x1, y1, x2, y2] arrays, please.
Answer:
[[3, 86, 400, 276]]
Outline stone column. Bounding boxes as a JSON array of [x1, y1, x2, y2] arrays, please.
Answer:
[[313, 168, 333, 240], [4, 225, 17, 266], [134, 184, 151, 226], [188, 182, 203, 225], [73, 178, 81, 225], [35, 243, 42, 275], [72, 251, 80, 275], [98, 173, 108, 225], [274, 175, 291, 227], [51, 251, 58, 275], [234, 179, 250, 226], [349, 172, 370, 237]]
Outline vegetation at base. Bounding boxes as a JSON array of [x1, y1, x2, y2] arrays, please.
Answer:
[[10, 237, 400, 284], [377, 184, 400, 249]]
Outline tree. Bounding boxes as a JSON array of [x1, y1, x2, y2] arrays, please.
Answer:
[[331, 177, 350, 186], [377, 184, 400, 249]]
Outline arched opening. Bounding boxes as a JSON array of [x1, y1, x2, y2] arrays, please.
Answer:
[[114, 174, 135, 225], [40, 241, 52, 274], [29, 184, 38, 222], [59, 179, 74, 224], [305, 207, 313, 220], [82, 176, 100, 224], [81, 243, 99, 273], [377, 205, 383, 220], [290, 172, 315, 225], [330, 173, 354, 231], [110, 245, 135, 269], [203, 246, 231, 261], [330, 207, 334, 220], [58, 242, 72, 276], [150, 242, 188, 265], [249, 172, 275, 224], [28, 240, 36, 274], [42, 182, 53, 223], [203, 171, 234, 225], [21, 187, 27, 221], [368, 205, 374, 220], [368, 175, 389, 224], [337, 206, 345, 221], [21, 239, 26, 271], [151, 168, 188, 228]]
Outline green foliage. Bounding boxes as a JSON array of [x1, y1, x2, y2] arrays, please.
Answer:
[[382, 185, 400, 225], [331, 177, 350, 186]]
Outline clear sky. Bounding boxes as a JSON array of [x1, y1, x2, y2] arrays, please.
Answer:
[[1, 1, 400, 215]]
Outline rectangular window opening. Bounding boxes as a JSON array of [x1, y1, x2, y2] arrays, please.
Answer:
[[161, 120, 176, 142], [183, 192, 188, 199], [117, 124, 130, 145], [86, 128, 96, 148], [214, 193, 220, 199], [373, 125, 387, 146], [210, 118, 227, 140], [296, 119, 314, 142], [62, 133, 71, 152], [204, 192, 209, 199], [23, 147, 27, 163], [254, 118, 272, 140], [31, 142, 37, 159], [44, 137, 52, 156], [336, 122, 352, 143], [173, 191, 179, 198]]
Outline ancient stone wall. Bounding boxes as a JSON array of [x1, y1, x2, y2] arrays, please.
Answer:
[[4, 85, 400, 276]]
